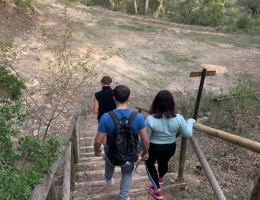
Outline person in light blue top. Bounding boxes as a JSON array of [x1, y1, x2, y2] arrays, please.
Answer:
[[140, 90, 195, 200]]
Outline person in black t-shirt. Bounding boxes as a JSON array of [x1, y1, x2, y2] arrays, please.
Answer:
[[93, 76, 116, 145]]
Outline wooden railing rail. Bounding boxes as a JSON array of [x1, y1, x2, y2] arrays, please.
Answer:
[[29, 112, 80, 200]]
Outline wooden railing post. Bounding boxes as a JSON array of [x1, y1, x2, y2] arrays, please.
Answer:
[[178, 68, 208, 180], [249, 173, 260, 200], [46, 181, 57, 200], [71, 144, 76, 191], [72, 126, 79, 163], [63, 142, 72, 200]]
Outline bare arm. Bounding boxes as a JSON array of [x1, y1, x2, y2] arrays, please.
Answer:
[[139, 127, 150, 156], [93, 97, 99, 114], [94, 131, 105, 156]]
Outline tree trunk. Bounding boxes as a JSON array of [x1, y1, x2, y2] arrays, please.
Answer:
[[145, 0, 149, 13], [133, 0, 137, 14]]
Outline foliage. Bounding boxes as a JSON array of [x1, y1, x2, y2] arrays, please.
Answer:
[[0, 31, 61, 200], [170, 0, 224, 26], [0, 68, 61, 199], [11, 0, 36, 13], [0, 66, 25, 101], [235, 16, 251, 29], [177, 78, 259, 135], [237, 0, 260, 17]]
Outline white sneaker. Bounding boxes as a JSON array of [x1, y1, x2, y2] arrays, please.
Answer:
[[103, 171, 114, 186]]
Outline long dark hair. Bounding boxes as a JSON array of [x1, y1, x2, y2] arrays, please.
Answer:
[[149, 90, 176, 119]]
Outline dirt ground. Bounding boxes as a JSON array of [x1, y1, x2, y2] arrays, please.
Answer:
[[1, 0, 259, 199]]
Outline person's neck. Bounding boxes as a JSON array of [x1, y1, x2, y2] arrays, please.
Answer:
[[116, 103, 128, 110]]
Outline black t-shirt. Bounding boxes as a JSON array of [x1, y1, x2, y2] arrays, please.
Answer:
[[95, 86, 116, 121]]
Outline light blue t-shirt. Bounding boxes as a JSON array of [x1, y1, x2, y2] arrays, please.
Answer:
[[98, 109, 146, 148], [137, 114, 194, 151]]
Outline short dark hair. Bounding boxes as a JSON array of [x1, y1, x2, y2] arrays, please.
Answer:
[[101, 76, 112, 85], [113, 85, 130, 104], [149, 90, 176, 119]]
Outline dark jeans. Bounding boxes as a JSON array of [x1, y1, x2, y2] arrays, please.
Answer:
[[145, 142, 176, 189]]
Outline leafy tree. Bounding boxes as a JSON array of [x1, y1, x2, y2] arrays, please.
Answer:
[[237, 0, 260, 17]]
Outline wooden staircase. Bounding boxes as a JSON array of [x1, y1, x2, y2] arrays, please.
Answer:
[[72, 116, 186, 200]]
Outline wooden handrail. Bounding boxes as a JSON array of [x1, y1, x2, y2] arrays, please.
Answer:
[[193, 123, 260, 153], [29, 112, 80, 200]]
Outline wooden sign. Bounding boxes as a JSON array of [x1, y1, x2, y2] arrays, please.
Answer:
[[190, 71, 216, 77]]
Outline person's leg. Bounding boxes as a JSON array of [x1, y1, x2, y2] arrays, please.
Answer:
[[157, 143, 176, 178], [119, 163, 134, 200], [145, 143, 160, 189], [104, 156, 115, 181]]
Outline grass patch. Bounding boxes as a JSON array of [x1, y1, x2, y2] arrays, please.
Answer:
[[116, 24, 157, 32], [182, 32, 260, 49], [160, 50, 190, 63]]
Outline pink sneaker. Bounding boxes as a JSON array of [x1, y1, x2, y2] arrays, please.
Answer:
[[148, 184, 163, 199], [157, 172, 164, 185]]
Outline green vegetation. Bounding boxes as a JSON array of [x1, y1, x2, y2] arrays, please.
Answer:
[[160, 50, 190, 63], [117, 24, 157, 32], [80, 0, 260, 33], [0, 32, 62, 199], [0, 67, 61, 199], [182, 32, 260, 49]]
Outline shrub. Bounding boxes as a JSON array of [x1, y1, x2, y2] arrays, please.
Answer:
[[236, 16, 251, 29], [11, 0, 36, 13], [194, 0, 225, 27]]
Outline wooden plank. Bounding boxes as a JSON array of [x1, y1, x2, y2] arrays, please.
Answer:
[[62, 142, 72, 200], [76, 115, 80, 160], [190, 71, 216, 77], [46, 181, 57, 200], [249, 173, 260, 200], [177, 137, 187, 180], [194, 123, 260, 153], [28, 174, 54, 200], [75, 183, 186, 199], [71, 145, 76, 191], [190, 136, 226, 200], [72, 126, 79, 163], [76, 173, 176, 187]]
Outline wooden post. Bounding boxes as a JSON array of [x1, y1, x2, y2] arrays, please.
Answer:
[[249, 173, 260, 200], [178, 68, 216, 180], [133, 0, 137, 14], [62, 142, 71, 200], [76, 115, 80, 160], [71, 143, 76, 191], [46, 181, 57, 200], [145, 0, 149, 13], [72, 126, 79, 163]]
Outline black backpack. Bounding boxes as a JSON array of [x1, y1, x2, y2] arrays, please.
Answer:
[[107, 111, 139, 166]]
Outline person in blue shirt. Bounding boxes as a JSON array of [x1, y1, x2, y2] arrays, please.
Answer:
[[94, 85, 150, 200], [139, 90, 195, 200]]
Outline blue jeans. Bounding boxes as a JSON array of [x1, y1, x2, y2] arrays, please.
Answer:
[[104, 156, 134, 200]]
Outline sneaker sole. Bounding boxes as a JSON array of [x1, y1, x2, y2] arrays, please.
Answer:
[[148, 189, 163, 200]]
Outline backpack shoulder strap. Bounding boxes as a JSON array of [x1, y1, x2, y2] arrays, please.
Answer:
[[108, 111, 120, 125], [128, 111, 138, 125]]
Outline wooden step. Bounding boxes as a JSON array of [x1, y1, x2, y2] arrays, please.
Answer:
[[73, 181, 185, 200]]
